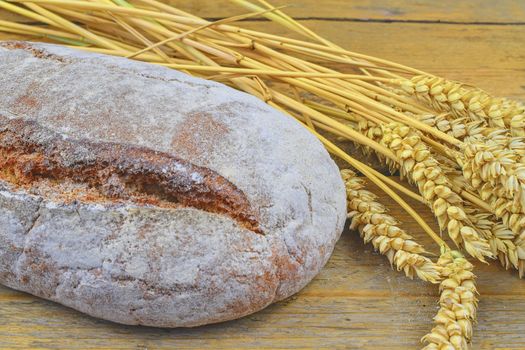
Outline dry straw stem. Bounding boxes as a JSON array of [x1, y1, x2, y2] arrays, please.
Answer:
[[5, 0, 394, 74], [316, 126, 425, 204], [341, 169, 441, 283], [396, 75, 525, 137], [157, 65, 393, 80], [22, 2, 124, 50], [312, 130, 446, 247], [379, 123, 493, 262], [124, 5, 290, 59], [422, 249, 477, 350], [230, 52, 459, 145], [5, 0, 465, 148], [232, 0, 428, 76]]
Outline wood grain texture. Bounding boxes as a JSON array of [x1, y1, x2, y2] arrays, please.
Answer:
[[169, 0, 525, 23], [235, 20, 525, 100], [1, 0, 525, 349], [2, 1, 525, 24]]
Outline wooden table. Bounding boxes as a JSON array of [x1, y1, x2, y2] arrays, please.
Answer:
[[1, 1, 524, 349]]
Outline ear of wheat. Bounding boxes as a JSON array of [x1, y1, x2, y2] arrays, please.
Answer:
[[422, 250, 477, 350], [342, 169, 441, 283], [379, 123, 493, 262], [396, 75, 525, 137], [415, 113, 486, 143], [467, 207, 519, 271], [0, 0, 523, 346], [342, 114, 524, 274]]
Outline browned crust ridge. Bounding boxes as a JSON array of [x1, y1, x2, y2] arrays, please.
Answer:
[[0, 115, 262, 234]]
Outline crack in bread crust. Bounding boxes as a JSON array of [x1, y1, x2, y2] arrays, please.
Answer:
[[0, 41, 68, 62], [0, 115, 262, 234]]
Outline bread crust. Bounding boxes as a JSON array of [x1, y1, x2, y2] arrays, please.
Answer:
[[0, 41, 346, 327], [0, 115, 261, 233]]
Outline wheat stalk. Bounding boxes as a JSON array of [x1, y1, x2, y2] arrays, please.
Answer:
[[336, 116, 504, 261], [414, 113, 486, 143], [342, 169, 441, 283], [459, 134, 525, 276], [397, 75, 525, 137], [422, 250, 477, 350], [460, 134, 525, 228], [379, 123, 493, 262], [467, 207, 519, 271], [341, 114, 523, 274], [315, 130, 444, 244]]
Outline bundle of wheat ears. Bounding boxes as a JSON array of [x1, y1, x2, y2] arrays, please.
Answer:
[[0, 0, 523, 348]]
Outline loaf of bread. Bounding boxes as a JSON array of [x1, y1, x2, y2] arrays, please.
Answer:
[[0, 41, 346, 327]]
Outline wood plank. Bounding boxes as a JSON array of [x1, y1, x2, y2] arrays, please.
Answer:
[[168, 1, 525, 23], [2, 1, 525, 27], [235, 20, 525, 100]]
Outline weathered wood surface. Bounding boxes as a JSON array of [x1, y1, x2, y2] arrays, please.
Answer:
[[1, 1, 525, 349], [173, 0, 525, 23]]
